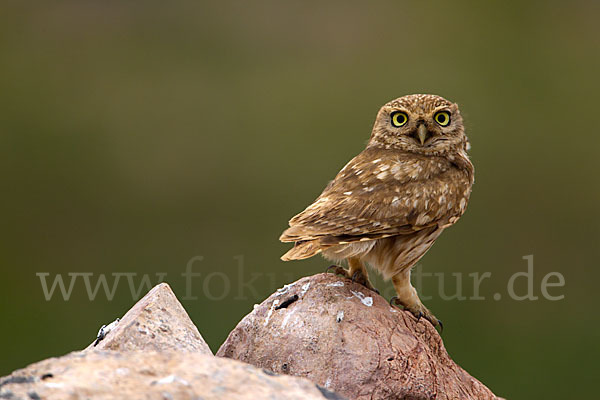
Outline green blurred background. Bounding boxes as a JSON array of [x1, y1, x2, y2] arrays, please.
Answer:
[[1, 1, 598, 398]]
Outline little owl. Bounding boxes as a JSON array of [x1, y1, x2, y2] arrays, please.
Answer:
[[279, 94, 474, 329]]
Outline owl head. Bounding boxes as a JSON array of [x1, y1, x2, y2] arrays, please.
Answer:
[[369, 94, 469, 156]]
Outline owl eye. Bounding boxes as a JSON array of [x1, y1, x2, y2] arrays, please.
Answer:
[[434, 111, 451, 127], [390, 111, 408, 127]]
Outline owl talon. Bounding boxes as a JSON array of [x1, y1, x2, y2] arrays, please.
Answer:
[[422, 314, 442, 331], [401, 303, 441, 331], [350, 270, 380, 294], [326, 265, 351, 279], [389, 296, 400, 306]]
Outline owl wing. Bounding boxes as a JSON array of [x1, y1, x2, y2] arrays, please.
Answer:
[[280, 147, 473, 245]]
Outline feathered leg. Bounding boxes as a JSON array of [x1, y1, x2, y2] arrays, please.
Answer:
[[327, 257, 378, 293], [390, 268, 442, 330]]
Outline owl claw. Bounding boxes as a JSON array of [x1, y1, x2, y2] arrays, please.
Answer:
[[391, 301, 442, 332], [326, 266, 379, 293], [437, 320, 444, 333], [419, 313, 442, 331], [326, 265, 351, 278], [351, 270, 380, 294], [423, 315, 443, 332]]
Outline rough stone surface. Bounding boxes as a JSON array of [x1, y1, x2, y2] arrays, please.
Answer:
[[85, 283, 212, 355], [0, 351, 342, 400], [217, 273, 503, 400]]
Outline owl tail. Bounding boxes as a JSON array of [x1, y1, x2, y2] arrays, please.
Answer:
[[281, 240, 322, 261]]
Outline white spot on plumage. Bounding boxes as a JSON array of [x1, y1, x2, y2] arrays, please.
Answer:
[[416, 213, 430, 225], [376, 171, 388, 180]]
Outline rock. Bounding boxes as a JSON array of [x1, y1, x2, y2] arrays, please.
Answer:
[[85, 283, 212, 355], [217, 273, 503, 400], [0, 350, 342, 400], [2, 282, 344, 399]]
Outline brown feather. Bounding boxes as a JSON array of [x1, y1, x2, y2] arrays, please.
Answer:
[[280, 240, 322, 261], [280, 147, 472, 246]]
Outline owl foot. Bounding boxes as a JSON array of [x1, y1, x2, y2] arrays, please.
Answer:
[[350, 270, 379, 294], [326, 265, 351, 278], [326, 265, 379, 294], [389, 296, 443, 332]]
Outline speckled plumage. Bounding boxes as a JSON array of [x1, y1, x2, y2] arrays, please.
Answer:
[[280, 94, 474, 327]]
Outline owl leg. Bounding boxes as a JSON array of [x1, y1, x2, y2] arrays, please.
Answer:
[[347, 258, 378, 293], [325, 259, 378, 293], [325, 264, 351, 278], [390, 269, 441, 330]]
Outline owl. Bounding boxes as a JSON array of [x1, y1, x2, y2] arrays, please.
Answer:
[[279, 94, 474, 328]]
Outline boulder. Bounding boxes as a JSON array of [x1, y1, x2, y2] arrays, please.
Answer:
[[0, 351, 342, 400], [85, 282, 212, 355], [217, 273, 502, 400], [1, 282, 343, 400]]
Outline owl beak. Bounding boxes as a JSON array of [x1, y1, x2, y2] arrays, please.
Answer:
[[417, 124, 430, 145]]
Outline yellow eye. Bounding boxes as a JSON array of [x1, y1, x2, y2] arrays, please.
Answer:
[[390, 111, 408, 127], [434, 111, 451, 126]]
